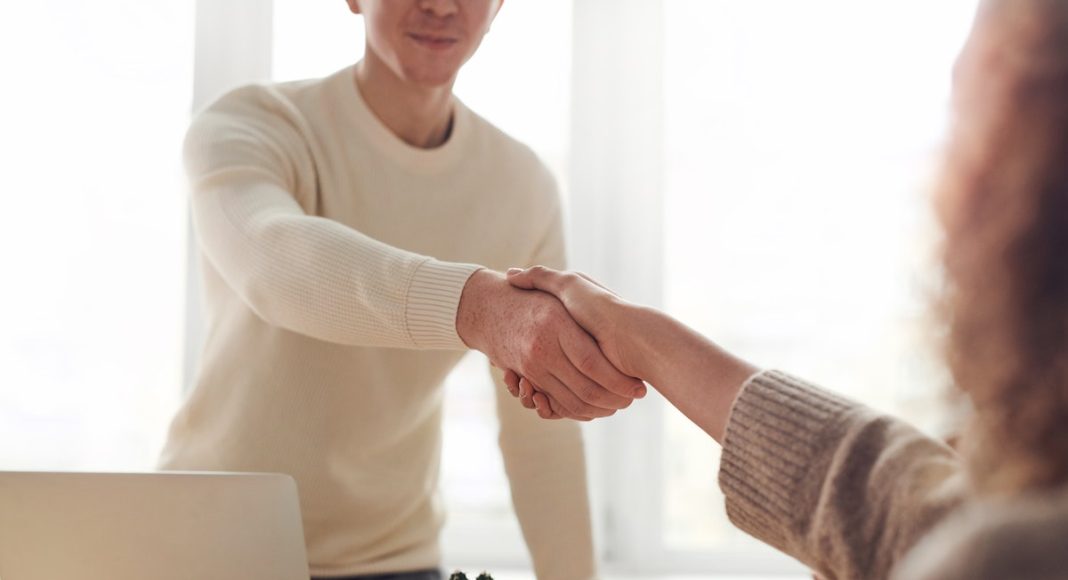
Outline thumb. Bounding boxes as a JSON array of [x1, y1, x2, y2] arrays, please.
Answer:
[[506, 266, 558, 292], [506, 268, 535, 290], [576, 272, 618, 296]]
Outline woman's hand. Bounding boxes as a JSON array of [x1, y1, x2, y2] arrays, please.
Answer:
[[504, 266, 648, 419], [503, 265, 759, 440]]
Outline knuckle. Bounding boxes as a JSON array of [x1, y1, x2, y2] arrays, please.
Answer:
[[533, 301, 561, 326], [575, 350, 599, 375], [561, 399, 585, 418], [579, 403, 601, 418], [518, 339, 542, 367], [577, 382, 601, 404]]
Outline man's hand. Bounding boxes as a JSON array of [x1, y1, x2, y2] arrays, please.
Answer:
[[502, 266, 651, 418], [456, 269, 646, 421]]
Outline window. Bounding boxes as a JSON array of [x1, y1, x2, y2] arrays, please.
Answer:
[[659, 0, 979, 560], [0, 3, 193, 469]]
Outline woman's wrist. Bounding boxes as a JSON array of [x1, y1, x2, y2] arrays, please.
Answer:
[[619, 304, 677, 382], [620, 304, 758, 441]]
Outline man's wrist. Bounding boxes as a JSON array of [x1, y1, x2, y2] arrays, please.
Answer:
[[455, 268, 497, 350]]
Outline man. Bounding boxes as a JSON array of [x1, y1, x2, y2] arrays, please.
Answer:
[[160, 1, 645, 579]]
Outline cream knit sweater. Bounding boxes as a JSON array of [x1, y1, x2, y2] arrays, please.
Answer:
[[159, 65, 596, 579]]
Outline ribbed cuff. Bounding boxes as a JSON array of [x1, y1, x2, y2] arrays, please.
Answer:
[[404, 259, 483, 349], [718, 370, 855, 550]]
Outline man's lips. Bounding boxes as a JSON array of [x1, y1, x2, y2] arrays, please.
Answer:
[[407, 32, 460, 50]]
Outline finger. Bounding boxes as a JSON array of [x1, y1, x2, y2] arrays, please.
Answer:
[[538, 390, 572, 422], [546, 372, 616, 419], [503, 369, 521, 397], [555, 336, 634, 410], [561, 328, 646, 400], [532, 391, 549, 417], [525, 377, 569, 417], [547, 393, 567, 419], [535, 391, 583, 421], [519, 377, 537, 410], [534, 371, 614, 419], [531, 391, 554, 419], [521, 379, 573, 421], [506, 265, 567, 294], [534, 390, 585, 422]]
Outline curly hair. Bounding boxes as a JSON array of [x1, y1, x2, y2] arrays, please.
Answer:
[[939, 0, 1068, 494]]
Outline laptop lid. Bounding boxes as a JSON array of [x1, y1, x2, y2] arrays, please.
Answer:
[[0, 471, 309, 580]]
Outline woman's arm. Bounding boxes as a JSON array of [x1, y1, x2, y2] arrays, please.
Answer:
[[505, 266, 756, 442], [505, 266, 969, 579]]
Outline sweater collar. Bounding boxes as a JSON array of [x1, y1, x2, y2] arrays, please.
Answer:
[[328, 64, 473, 175]]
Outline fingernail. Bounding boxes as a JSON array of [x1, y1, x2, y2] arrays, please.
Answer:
[[507, 268, 522, 275], [634, 383, 647, 398]]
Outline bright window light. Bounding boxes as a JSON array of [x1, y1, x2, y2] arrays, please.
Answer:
[[660, 0, 980, 554], [0, 2, 193, 470]]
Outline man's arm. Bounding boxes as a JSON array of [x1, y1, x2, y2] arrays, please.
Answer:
[[193, 173, 481, 349], [189, 89, 640, 417], [187, 88, 478, 349]]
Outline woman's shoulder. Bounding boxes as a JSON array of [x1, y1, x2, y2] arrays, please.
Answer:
[[894, 487, 1068, 580]]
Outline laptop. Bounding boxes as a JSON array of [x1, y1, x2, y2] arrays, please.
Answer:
[[0, 471, 310, 580]]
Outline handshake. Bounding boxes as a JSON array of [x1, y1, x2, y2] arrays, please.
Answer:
[[456, 266, 649, 421]]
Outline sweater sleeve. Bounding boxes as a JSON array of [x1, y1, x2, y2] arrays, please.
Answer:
[[494, 191, 598, 580], [185, 86, 482, 349], [718, 370, 968, 580]]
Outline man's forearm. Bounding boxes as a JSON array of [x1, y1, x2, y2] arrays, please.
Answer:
[[194, 180, 482, 349]]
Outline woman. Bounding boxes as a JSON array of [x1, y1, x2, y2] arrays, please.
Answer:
[[503, 0, 1068, 578]]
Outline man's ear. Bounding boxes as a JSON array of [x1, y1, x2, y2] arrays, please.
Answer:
[[345, 0, 361, 15]]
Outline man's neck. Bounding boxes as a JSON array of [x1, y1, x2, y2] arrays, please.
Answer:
[[355, 53, 455, 149]]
